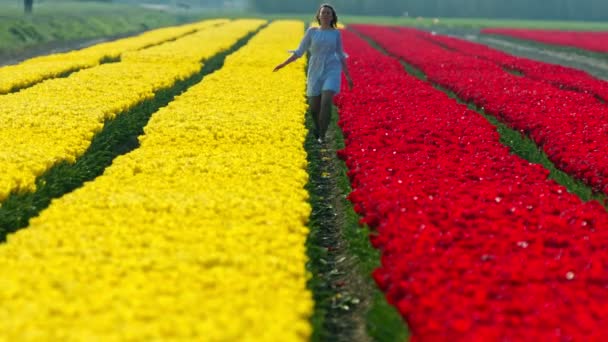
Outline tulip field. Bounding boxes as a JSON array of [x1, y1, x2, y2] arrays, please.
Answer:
[[481, 28, 608, 53], [2, 16, 608, 341], [338, 26, 608, 340], [0, 19, 311, 341]]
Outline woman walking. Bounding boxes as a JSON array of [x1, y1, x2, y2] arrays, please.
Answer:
[[274, 3, 353, 143]]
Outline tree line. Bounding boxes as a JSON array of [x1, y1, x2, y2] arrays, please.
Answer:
[[251, 0, 608, 21]]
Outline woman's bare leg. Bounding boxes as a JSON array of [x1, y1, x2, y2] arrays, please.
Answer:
[[308, 95, 321, 138], [318, 90, 335, 141]]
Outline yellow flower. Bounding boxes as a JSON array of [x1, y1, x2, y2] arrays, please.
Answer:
[[0, 19, 228, 95], [0, 20, 311, 341], [0, 19, 263, 202]]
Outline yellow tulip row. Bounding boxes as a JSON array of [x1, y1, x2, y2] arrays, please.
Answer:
[[0, 19, 265, 202], [0, 20, 310, 341], [88, 19, 228, 60], [120, 20, 236, 64], [0, 19, 227, 94]]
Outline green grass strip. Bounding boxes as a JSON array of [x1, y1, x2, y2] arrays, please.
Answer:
[[304, 110, 356, 341], [0, 26, 262, 242], [304, 100, 409, 342], [502, 66, 525, 76], [331, 109, 410, 342]]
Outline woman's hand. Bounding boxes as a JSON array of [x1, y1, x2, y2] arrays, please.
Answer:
[[274, 54, 298, 72]]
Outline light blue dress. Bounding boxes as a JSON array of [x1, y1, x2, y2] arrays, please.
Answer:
[[291, 27, 348, 97]]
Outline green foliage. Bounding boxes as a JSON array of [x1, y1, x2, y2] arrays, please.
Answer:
[[304, 108, 409, 341], [332, 110, 410, 342]]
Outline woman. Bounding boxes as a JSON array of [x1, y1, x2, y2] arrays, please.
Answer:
[[273, 3, 353, 143]]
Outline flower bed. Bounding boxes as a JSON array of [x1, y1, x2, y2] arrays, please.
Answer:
[[0, 19, 226, 94], [353, 24, 608, 195], [0, 21, 311, 340], [336, 28, 608, 340], [0, 19, 263, 202], [418, 29, 608, 102], [481, 28, 608, 53]]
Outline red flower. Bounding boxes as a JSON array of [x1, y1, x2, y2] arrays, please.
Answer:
[[337, 27, 608, 340]]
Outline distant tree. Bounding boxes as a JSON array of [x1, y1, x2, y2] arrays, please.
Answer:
[[24, 0, 33, 14]]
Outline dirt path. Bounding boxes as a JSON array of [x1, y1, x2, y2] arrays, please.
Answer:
[[304, 112, 375, 342]]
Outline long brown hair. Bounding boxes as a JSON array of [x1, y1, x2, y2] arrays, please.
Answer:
[[315, 3, 338, 29]]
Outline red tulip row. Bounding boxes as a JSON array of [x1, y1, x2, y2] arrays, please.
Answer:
[[337, 28, 608, 341], [352, 24, 608, 195], [481, 28, 608, 53], [416, 28, 608, 102]]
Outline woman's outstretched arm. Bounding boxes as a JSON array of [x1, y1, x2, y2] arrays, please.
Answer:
[[273, 53, 299, 72], [273, 27, 313, 72]]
